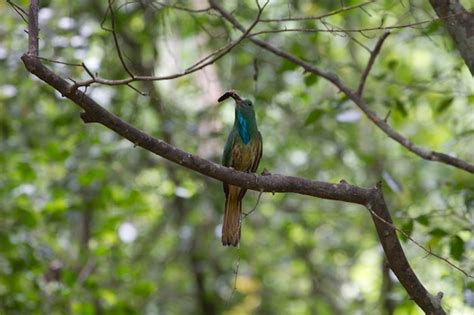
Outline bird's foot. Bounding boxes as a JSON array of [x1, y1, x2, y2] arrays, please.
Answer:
[[261, 168, 271, 176], [260, 168, 275, 195]]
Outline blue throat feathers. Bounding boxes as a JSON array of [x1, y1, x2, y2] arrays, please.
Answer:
[[236, 111, 251, 144]]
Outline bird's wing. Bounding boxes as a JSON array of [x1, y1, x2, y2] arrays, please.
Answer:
[[250, 131, 263, 173], [222, 129, 236, 194], [223, 129, 236, 167], [237, 133, 262, 201]]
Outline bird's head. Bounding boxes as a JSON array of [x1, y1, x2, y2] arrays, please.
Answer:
[[218, 91, 255, 114]]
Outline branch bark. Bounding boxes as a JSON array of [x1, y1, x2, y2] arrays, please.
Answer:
[[23, 1, 447, 314], [429, 0, 474, 75]]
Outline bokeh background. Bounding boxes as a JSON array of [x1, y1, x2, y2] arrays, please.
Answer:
[[1, 0, 473, 314]]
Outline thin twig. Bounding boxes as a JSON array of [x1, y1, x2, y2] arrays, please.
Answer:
[[35, 56, 83, 67], [357, 32, 391, 96], [127, 83, 147, 96], [150, 1, 212, 13], [228, 254, 241, 302], [260, 1, 375, 22], [321, 19, 372, 52], [242, 190, 263, 219], [68, 0, 267, 91], [76, 256, 97, 286], [249, 17, 442, 37], [81, 62, 95, 78], [367, 207, 473, 278], [7, 0, 29, 24], [107, 0, 134, 77], [340, 30, 372, 53]]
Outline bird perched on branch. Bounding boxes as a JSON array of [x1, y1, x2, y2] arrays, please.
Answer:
[[218, 91, 263, 247]]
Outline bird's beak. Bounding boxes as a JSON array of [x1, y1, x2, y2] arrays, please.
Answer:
[[218, 91, 242, 105]]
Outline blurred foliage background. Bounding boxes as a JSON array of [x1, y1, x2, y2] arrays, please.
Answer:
[[1, 0, 473, 314]]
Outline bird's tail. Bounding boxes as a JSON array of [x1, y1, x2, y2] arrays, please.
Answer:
[[222, 193, 241, 247]]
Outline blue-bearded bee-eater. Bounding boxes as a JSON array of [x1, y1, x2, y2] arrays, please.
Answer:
[[218, 91, 262, 246]]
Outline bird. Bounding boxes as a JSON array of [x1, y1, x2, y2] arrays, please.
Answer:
[[218, 91, 263, 247]]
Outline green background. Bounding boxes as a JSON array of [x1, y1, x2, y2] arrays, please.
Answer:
[[1, 0, 473, 314]]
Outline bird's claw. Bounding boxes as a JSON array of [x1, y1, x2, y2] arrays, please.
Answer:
[[261, 168, 271, 176]]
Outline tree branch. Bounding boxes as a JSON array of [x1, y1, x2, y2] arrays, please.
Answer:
[[250, 9, 468, 38], [429, 0, 474, 75], [209, 0, 474, 174], [259, 1, 375, 22], [366, 183, 446, 314], [21, 52, 370, 203], [26, 0, 39, 56], [248, 17, 450, 37], [105, 0, 134, 77], [67, 0, 267, 92], [367, 206, 472, 279], [357, 31, 391, 96]]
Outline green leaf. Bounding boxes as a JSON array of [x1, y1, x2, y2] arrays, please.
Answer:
[[72, 302, 94, 315], [425, 20, 442, 34], [394, 99, 408, 117], [43, 198, 68, 214], [304, 74, 318, 86], [449, 235, 464, 260], [415, 214, 430, 226], [467, 281, 474, 291], [278, 59, 299, 72], [401, 220, 413, 242], [428, 228, 449, 237], [387, 59, 398, 70], [132, 281, 156, 297], [457, 129, 474, 138], [16, 161, 36, 181], [436, 97, 454, 113], [16, 209, 37, 228], [78, 166, 106, 186], [304, 109, 323, 126]]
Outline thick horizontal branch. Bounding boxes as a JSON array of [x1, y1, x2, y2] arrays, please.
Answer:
[[209, 0, 474, 174], [21, 53, 370, 204]]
